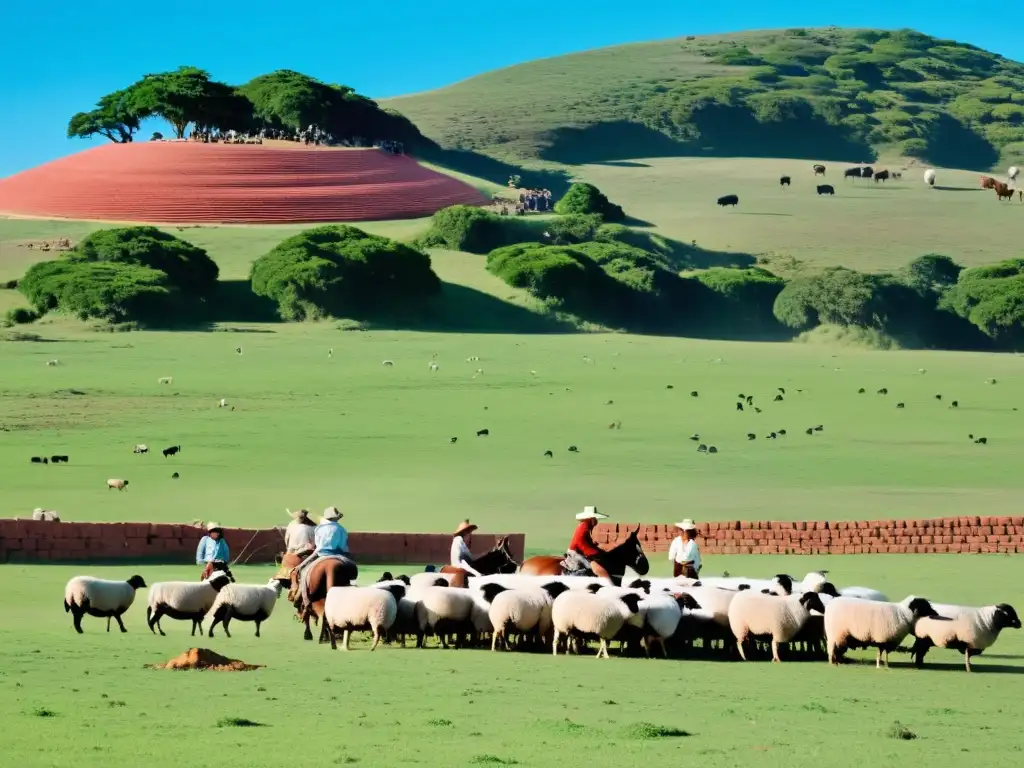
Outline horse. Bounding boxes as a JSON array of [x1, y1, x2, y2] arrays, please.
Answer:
[[282, 553, 358, 641], [440, 536, 519, 587], [519, 527, 650, 585]]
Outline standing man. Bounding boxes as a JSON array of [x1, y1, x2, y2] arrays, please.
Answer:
[[196, 522, 230, 580], [566, 506, 611, 579], [669, 519, 701, 579]]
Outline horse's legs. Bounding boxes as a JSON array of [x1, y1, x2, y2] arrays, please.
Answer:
[[303, 613, 313, 641]]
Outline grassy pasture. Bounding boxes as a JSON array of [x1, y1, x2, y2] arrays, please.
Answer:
[[1, 557, 1023, 768]]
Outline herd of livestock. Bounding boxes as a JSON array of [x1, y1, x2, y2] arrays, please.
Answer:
[[62, 563, 1020, 673], [716, 163, 1022, 207]]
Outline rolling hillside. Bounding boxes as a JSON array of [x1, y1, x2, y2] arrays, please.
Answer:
[[386, 28, 1024, 169]]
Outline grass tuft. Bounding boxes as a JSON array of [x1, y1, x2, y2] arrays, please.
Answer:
[[625, 723, 691, 739], [216, 717, 265, 728], [889, 722, 918, 741]]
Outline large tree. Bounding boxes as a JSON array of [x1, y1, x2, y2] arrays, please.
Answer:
[[130, 66, 247, 138], [67, 88, 146, 143]]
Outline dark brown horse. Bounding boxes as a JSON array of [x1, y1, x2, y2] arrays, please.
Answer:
[[519, 527, 650, 585], [440, 536, 519, 587], [282, 554, 358, 641]]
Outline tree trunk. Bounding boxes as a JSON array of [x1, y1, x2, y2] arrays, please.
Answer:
[[173, 121, 188, 139]]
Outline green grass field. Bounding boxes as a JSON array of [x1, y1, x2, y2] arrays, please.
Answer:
[[2, 557, 1023, 768]]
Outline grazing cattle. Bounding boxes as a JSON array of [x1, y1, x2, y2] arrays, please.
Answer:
[[813, 164, 826, 176], [778, 429, 787, 436], [666, 385, 674, 389], [892, 172, 902, 180], [778, 387, 785, 394], [861, 166, 874, 178], [567, 445, 579, 453], [107, 479, 129, 491], [981, 176, 997, 190], [935, 394, 942, 401], [429, 362, 439, 371], [544, 450, 553, 457], [690, 391, 699, 397], [51, 455, 69, 464], [736, 402, 744, 411], [31, 456, 45, 464], [218, 398, 228, 408], [476, 429, 489, 437], [716, 194, 739, 207], [689, 434, 700, 442], [450, 437, 457, 444], [805, 428, 814, 435], [994, 183, 1014, 201], [780, 176, 791, 187], [874, 170, 890, 183], [754, 407, 762, 413], [747, 433, 756, 440], [708, 446, 718, 454], [858, 388, 865, 393], [897, 403, 905, 409], [951, 401, 959, 408], [814, 425, 824, 432], [133, 444, 148, 454], [171, 472, 180, 479], [817, 184, 835, 196], [767, 432, 777, 440], [236, 347, 242, 355], [975, 437, 988, 445], [162, 445, 181, 458], [697, 444, 708, 453], [773, 394, 784, 402], [843, 167, 862, 180], [877, 388, 888, 395], [746, 395, 753, 406]]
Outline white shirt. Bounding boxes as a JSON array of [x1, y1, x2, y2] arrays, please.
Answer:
[[450, 536, 480, 575], [284, 521, 316, 553], [668, 536, 701, 571]]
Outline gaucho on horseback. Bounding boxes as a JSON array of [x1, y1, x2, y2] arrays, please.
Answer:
[[565, 506, 611, 579]]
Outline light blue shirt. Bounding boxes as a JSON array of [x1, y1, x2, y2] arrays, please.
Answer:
[[196, 535, 230, 565], [315, 521, 349, 555]]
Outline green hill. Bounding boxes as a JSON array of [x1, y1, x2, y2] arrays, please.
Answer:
[[385, 28, 1024, 169]]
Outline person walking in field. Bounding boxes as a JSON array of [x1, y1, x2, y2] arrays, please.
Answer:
[[284, 508, 316, 558], [564, 506, 611, 579], [669, 519, 701, 579], [196, 522, 230, 580], [450, 520, 482, 576]]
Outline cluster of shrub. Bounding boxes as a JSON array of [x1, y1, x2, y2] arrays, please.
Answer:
[[6, 181, 1023, 349]]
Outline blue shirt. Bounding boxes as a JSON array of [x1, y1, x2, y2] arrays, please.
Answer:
[[315, 521, 349, 555], [195, 535, 230, 565]]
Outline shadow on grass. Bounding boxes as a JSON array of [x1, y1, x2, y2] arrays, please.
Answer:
[[933, 186, 986, 192]]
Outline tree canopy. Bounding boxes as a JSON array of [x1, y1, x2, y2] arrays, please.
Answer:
[[554, 183, 626, 222], [942, 259, 1024, 345], [250, 225, 441, 321], [67, 89, 144, 143]]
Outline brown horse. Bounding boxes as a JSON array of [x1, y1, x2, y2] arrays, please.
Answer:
[[440, 536, 519, 587], [519, 527, 650, 585], [283, 554, 358, 641]]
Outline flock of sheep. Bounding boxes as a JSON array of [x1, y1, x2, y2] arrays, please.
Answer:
[[62, 567, 1019, 672]]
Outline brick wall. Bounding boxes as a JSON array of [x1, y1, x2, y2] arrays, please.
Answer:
[[0, 519, 526, 566], [594, 516, 1024, 555]]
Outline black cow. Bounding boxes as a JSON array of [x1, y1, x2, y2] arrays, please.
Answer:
[[817, 184, 835, 196], [747, 433, 756, 440], [780, 176, 791, 187], [813, 164, 826, 176], [544, 450, 553, 458], [476, 429, 489, 437], [171, 472, 180, 479], [716, 194, 739, 207], [874, 170, 890, 183], [567, 445, 579, 453], [844, 167, 862, 180], [162, 445, 181, 457], [51, 455, 69, 463], [31, 456, 45, 464], [690, 391, 699, 397], [861, 166, 874, 178], [450, 437, 457, 444], [736, 402, 744, 411]]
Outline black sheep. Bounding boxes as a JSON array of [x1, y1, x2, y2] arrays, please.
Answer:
[[716, 194, 739, 207], [476, 429, 489, 437]]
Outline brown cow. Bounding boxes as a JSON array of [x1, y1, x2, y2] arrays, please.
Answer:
[[981, 176, 997, 190], [994, 182, 1015, 201]]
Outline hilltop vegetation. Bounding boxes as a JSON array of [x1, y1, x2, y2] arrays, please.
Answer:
[[387, 28, 1024, 169]]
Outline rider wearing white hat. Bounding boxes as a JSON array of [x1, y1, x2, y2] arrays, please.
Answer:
[[196, 521, 230, 580], [450, 520, 482, 576], [669, 519, 701, 579], [566, 506, 610, 579], [284, 508, 316, 556]]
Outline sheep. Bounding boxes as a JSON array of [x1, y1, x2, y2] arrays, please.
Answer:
[[46, 359, 59, 367], [912, 603, 1021, 671], [218, 398, 228, 408], [323, 584, 404, 650], [480, 582, 572, 651], [550, 590, 643, 658], [32, 508, 61, 522], [924, 169, 936, 187], [639, 592, 701, 658], [824, 596, 937, 667], [386, 576, 444, 647], [728, 590, 827, 661], [106, 478, 129, 491], [415, 585, 478, 648], [64, 575, 147, 633], [158, 376, 173, 384], [133, 444, 148, 454], [146, 570, 233, 636], [1009, 166, 1020, 182], [838, 586, 889, 602], [471, 573, 611, 594], [207, 577, 289, 638]]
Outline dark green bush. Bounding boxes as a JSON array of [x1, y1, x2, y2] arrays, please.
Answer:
[[417, 206, 529, 254], [68, 226, 218, 297], [695, 267, 785, 326], [19, 260, 176, 323], [903, 254, 963, 291], [251, 225, 440, 321], [941, 259, 1024, 345], [543, 214, 603, 245], [554, 183, 626, 222], [773, 267, 891, 330], [4, 307, 39, 325]]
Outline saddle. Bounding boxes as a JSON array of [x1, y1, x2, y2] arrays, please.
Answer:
[[560, 551, 594, 577], [296, 554, 354, 607]]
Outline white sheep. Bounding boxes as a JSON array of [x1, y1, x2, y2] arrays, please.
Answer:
[[639, 592, 701, 658], [146, 570, 233, 636], [133, 444, 148, 454], [218, 398, 228, 408], [386, 575, 443, 646], [550, 590, 643, 658], [415, 585, 477, 648], [64, 575, 147, 633], [106, 478, 129, 491], [912, 603, 1021, 671], [471, 573, 610, 593], [409, 572, 455, 590], [32, 508, 60, 522], [207, 577, 289, 638], [324, 584, 404, 650], [824, 596, 937, 667], [924, 168, 936, 187], [480, 582, 570, 651], [1009, 166, 1020, 182], [838, 586, 889, 602], [728, 590, 827, 662]]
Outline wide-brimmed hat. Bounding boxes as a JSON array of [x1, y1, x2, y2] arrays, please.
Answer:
[[576, 506, 608, 521], [206, 521, 223, 532], [322, 506, 342, 521], [454, 520, 478, 537], [675, 519, 697, 532], [288, 508, 311, 521]]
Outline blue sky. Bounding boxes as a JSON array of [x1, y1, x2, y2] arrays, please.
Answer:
[[1, 1, 1020, 177]]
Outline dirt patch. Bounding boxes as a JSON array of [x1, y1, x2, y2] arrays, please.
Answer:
[[148, 648, 263, 672]]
